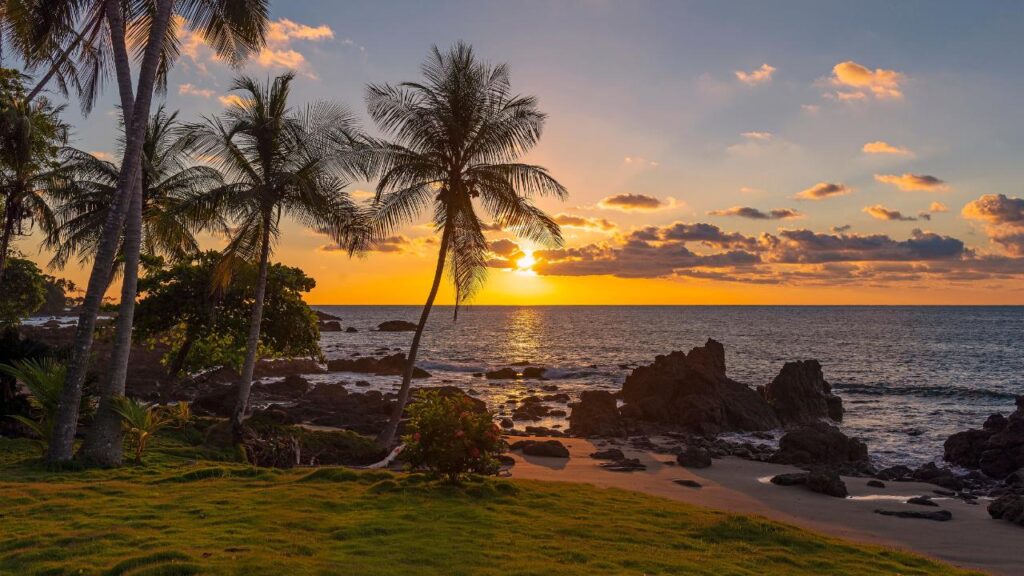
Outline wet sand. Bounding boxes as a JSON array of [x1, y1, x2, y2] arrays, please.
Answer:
[[508, 437, 1022, 575]]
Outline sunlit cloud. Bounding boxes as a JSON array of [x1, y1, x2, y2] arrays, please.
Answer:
[[794, 182, 851, 201], [962, 194, 1024, 256], [708, 206, 801, 220], [930, 202, 949, 213], [553, 213, 617, 232], [735, 63, 776, 86], [596, 193, 678, 212], [741, 131, 772, 141], [739, 186, 763, 194], [825, 60, 905, 101], [623, 156, 659, 168], [862, 141, 912, 156], [863, 204, 918, 222], [875, 173, 949, 192], [178, 83, 214, 98]]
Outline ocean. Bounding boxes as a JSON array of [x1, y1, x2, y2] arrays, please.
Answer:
[[313, 305, 1024, 467]]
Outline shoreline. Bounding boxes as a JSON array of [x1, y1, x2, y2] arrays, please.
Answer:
[[508, 436, 1021, 575]]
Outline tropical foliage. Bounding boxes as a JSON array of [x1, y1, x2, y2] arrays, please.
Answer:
[[0, 257, 47, 325], [402, 390, 505, 483], [111, 396, 169, 464], [0, 358, 69, 454]]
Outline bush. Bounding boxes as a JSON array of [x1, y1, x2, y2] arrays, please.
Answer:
[[0, 358, 68, 454], [401, 390, 505, 483], [112, 397, 170, 464]]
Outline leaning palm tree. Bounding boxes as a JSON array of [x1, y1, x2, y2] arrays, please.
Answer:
[[361, 42, 568, 447], [46, 105, 225, 272], [189, 72, 367, 442]]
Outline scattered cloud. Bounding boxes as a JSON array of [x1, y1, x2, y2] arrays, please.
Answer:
[[624, 156, 659, 168], [962, 194, 1024, 255], [178, 83, 214, 98], [739, 186, 763, 194], [801, 104, 820, 114], [597, 193, 676, 212], [875, 173, 948, 192], [794, 182, 851, 201], [735, 63, 776, 86], [929, 202, 949, 213], [825, 60, 905, 101], [553, 213, 617, 232], [862, 141, 912, 156], [863, 204, 918, 222], [707, 206, 801, 220], [741, 131, 772, 141], [831, 225, 852, 233]]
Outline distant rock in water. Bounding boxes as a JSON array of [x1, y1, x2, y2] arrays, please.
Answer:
[[760, 360, 843, 424], [326, 353, 431, 379], [319, 320, 342, 332], [944, 395, 1024, 479], [315, 310, 342, 321], [377, 320, 417, 332], [617, 339, 780, 435]]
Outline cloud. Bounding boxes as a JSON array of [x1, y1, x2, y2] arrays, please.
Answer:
[[962, 194, 1024, 256], [862, 141, 912, 156], [88, 151, 114, 162], [553, 213, 617, 232], [801, 104, 820, 114], [739, 186, 763, 194], [707, 206, 802, 220], [623, 156, 659, 168], [741, 131, 772, 141], [178, 83, 214, 98], [826, 60, 905, 101], [488, 239, 522, 258], [597, 193, 671, 212], [735, 63, 776, 86], [875, 173, 948, 192], [930, 202, 949, 213], [794, 182, 851, 200], [831, 225, 852, 233], [863, 204, 917, 221], [767, 228, 965, 264]]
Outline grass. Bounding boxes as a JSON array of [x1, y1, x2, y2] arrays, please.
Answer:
[[0, 435, 977, 576]]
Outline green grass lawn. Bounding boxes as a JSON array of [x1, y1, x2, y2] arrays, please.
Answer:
[[0, 436, 975, 576]]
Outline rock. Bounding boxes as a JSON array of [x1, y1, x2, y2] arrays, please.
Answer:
[[673, 479, 702, 488], [676, 446, 712, 469], [944, 429, 991, 468], [770, 422, 868, 466], [512, 398, 551, 421], [761, 359, 843, 424], [912, 462, 965, 491], [521, 367, 547, 379], [619, 339, 780, 435], [806, 467, 848, 498], [542, 393, 570, 403], [524, 426, 562, 437], [192, 384, 237, 417], [876, 465, 913, 482], [511, 439, 570, 458], [377, 320, 417, 332], [485, 367, 518, 380], [867, 480, 886, 488], [326, 353, 430, 378], [907, 496, 938, 507], [770, 472, 808, 486], [499, 418, 514, 429], [319, 321, 342, 332], [874, 509, 952, 522], [42, 319, 61, 328], [314, 310, 342, 321], [988, 495, 1024, 526], [600, 458, 645, 472], [590, 449, 626, 460], [345, 327, 358, 333], [568, 390, 623, 437], [254, 358, 326, 377], [254, 374, 310, 399], [942, 396, 1024, 479]]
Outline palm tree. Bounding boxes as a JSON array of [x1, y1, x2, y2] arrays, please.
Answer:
[[46, 106, 225, 272], [188, 73, 367, 442], [39, 0, 269, 465], [361, 42, 568, 447]]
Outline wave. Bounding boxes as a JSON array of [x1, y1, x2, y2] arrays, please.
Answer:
[[834, 383, 1019, 402]]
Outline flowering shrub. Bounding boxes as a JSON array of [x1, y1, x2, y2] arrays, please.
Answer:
[[401, 390, 505, 483]]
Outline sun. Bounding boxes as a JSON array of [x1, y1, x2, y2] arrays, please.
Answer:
[[515, 250, 537, 274]]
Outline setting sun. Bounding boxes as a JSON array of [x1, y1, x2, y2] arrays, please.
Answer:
[[515, 250, 537, 272]]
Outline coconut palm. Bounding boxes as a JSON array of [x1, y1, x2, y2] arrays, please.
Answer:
[[36, 0, 269, 465], [360, 42, 568, 447], [188, 72, 367, 442], [46, 105, 225, 272]]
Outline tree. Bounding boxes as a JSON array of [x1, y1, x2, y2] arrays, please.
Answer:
[[188, 73, 367, 442], [46, 105, 224, 272], [0, 256, 46, 325], [134, 251, 321, 379], [0, 68, 67, 283], [38, 0, 269, 466], [361, 43, 567, 447]]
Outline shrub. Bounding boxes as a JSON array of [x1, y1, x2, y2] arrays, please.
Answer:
[[161, 401, 192, 429], [0, 358, 67, 454], [112, 397, 170, 464], [401, 390, 505, 483]]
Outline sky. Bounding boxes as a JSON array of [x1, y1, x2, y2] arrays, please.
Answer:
[[11, 0, 1024, 304]]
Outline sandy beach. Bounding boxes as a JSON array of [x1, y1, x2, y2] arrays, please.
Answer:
[[509, 437, 1022, 575]]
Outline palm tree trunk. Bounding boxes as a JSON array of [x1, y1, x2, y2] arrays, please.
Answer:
[[167, 335, 195, 380], [231, 214, 273, 444], [47, 0, 174, 464], [78, 169, 143, 466], [0, 200, 18, 284], [376, 225, 452, 447]]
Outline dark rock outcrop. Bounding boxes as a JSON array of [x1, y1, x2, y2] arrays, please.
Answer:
[[676, 445, 712, 468], [770, 422, 868, 466], [590, 448, 626, 460], [511, 439, 570, 458], [326, 353, 430, 378], [319, 321, 342, 332], [315, 310, 342, 321], [988, 495, 1024, 527], [568, 391, 622, 436], [943, 396, 1024, 479], [806, 467, 848, 498], [770, 472, 808, 486], [761, 360, 843, 424], [618, 339, 780, 435], [377, 320, 417, 332], [254, 358, 326, 377], [254, 375, 310, 399], [486, 367, 518, 380]]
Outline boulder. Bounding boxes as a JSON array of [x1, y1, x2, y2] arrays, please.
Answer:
[[314, 310, 342, 321], [590, 448, 626, 460], [806, 467, 848, 498], [377, 320, 417, 332], [600, 458, 645, 472], [761, 360, 843, 424], [568, 390, 623, 437], [326, 353, 431, 378], [485, 367, 518, 380], [676, 445, 712, 469], [944, 429, 991, 468], [942, 396, 1024, 479], [907, 496, 938, 507], [521, 367, 547, 379], [618, 339, 780, 435], [254, 374, 310, 399], [345, 327, 358, 333], [911, 462, 965, 491], [512, 398, 551, 421], [867, 480, 886, 488], [192, 384, 238, 417], [319, 321, 342, 332], [499, 418, 514, 429], [988, 495, 1024, 527], [254, 358, 326, 377], [770, 472, 808, 486], [770, 422, 868, 466], [511, 439, 570, 458]]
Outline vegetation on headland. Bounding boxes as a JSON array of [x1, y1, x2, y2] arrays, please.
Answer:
[[0, 435, 975, 576]]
